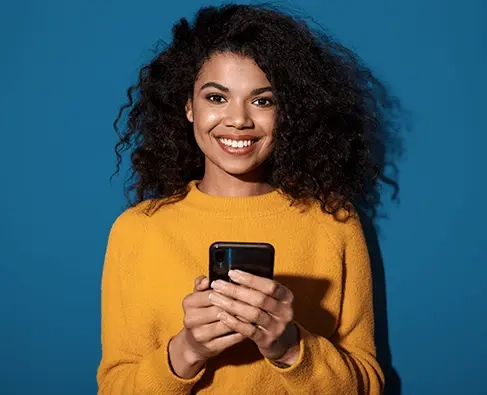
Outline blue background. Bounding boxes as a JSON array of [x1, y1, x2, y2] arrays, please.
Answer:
[[1, 0, 486, 394]]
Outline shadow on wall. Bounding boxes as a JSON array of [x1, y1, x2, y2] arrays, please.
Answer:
[[359, 209, 402, 395], [355, 77, 410, 395]]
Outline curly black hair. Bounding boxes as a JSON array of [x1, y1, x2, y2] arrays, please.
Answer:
[[113, 3, 403, 216]]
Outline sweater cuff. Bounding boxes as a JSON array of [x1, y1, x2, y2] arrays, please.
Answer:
[[138, 337, 206, 393], [264, 323, 318, 377]]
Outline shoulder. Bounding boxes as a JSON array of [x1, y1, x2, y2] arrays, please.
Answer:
[[297, 202, 371, 269], [107, 196, 187, 242], [106, 199, 164, 244], [111, 196, 182, 228], [304, 200, 366, 249], [110, 201, 150, 231]]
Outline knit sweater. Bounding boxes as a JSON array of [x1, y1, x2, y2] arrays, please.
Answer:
[[96, 181, 384, 394]]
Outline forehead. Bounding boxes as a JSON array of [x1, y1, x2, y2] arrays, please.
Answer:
[[195, 52, 271, 88]]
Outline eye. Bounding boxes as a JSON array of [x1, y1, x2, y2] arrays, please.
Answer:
[[206, 94, 227, 104], [253, 97, 275, 107]]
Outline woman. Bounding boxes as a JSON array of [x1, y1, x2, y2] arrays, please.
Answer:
[[97, 3, 394, 394]]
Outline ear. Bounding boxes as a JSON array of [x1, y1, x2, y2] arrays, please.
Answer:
[[185, 99, 194, 123]]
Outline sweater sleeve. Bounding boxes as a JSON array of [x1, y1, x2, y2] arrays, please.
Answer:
[[265, 214, 385, 395], [96, 212, 205, 394]]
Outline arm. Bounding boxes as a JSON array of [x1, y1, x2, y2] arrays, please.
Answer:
[[266, 215, 384, 395], [96, 213, 205, 395]]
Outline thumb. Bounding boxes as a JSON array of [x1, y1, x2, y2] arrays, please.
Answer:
[[194, 275, 209, 291]]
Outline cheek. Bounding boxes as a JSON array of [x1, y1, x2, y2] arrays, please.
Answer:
[[194, 107, 220, 133], [255, 113, 277, 137]]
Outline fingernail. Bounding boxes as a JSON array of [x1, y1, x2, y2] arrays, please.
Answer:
[[211, 280, 224, 291], [209, 293, 222, 303], [217, 312, 228, 321], [228, 270, 241, 280]]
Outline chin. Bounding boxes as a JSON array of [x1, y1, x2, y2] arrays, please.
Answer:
[[220, 164, 259, 176], [214, 158, 266, 177]]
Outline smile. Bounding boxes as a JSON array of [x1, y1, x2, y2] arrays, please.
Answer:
[[214, 136, 261, 156]]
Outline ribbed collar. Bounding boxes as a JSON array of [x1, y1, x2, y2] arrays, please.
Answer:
[[182, 180, 293, 218]]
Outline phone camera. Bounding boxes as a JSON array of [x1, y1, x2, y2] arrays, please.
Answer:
[[215, 250, 225, 266]]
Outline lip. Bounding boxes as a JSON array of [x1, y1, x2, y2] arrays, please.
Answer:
[[214, 135, 260, 156]]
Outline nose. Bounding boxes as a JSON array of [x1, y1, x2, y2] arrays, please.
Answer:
[[223, 101, 254, 129]]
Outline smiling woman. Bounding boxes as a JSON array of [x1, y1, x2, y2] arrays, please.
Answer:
[[97, 3, 400, 395]]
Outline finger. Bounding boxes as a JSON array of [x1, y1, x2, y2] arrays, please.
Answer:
[[184, 290, 213, 308], [194, 275, 205, 289], [184, 305, 222, 328], [209, 292, 273, 329], [211, 280, 279, 315], [191, 320, 236, 343], [194, 276, 210, 292], [228, 270, 292, 302], [216, 311, 266, 342], [205, 331, 246, 353]]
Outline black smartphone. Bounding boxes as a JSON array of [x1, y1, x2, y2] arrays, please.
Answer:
[[209, 241, 275, 283]]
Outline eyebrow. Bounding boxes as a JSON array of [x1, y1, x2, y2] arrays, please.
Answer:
[[200, 82, 273, 96]]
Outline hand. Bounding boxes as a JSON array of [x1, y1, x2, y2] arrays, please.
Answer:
[[169, 276, 245, 378], [209, 270, 300, 365]]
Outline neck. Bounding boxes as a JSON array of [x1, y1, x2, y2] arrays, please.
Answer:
[[198, 162, 273, 197]]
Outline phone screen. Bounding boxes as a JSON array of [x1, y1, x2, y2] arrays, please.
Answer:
[[209, 242, 275, 283]]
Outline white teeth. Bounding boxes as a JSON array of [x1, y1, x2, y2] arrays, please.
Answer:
[[218, 138, 256, 148]]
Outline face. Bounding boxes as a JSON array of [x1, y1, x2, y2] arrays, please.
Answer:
[[186, 52, 277, 177]]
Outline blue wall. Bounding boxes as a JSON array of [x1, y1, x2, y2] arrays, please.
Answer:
[[1, 0, 485, 394]]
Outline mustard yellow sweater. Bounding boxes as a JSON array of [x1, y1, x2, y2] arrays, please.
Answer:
[[97, 181, 384, 394]]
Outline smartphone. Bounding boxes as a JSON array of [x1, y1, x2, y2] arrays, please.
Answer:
[[209, 241, 275, 283]]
